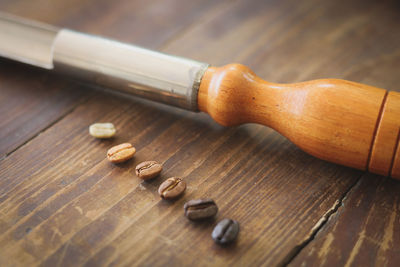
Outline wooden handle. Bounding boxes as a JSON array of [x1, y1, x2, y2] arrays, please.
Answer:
[[198, 64, 400, 179]]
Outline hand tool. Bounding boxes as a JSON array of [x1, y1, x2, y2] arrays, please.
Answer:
[[1, 12, 399, 179]]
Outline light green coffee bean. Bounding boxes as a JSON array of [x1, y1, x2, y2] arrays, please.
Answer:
[[89, 123, 116, 138]]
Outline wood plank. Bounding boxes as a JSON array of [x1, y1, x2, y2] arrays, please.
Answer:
[[0, 90, 360, 266], [0, 0, 399, 266], [0, 0, 220, 49], [291, 173, 400, 267], [0, 61, 89, 157], [163, 0, 400, 86]]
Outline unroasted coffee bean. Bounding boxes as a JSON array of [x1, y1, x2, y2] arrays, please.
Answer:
[[89, 123, 116, 138], [212, 218, 239, 245], [184, 199, 218, 220], [107, 143, 136, 163], [158, 177, 186, 200], [135, 161, 162, 180]]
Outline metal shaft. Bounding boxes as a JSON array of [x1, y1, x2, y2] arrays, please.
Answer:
[[0, 12, 209, 111]]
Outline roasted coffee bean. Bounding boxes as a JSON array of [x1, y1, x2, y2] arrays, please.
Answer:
[[135, 161, 162, 180], [158, 177, 186, 200], [107, 143, 136, 163], [212, 219, 240, 245], [89, 123, 116, 138], [184, 199, 218, 220]]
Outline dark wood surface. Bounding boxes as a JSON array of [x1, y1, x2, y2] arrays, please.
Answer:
[[0, 0, 399, 266]]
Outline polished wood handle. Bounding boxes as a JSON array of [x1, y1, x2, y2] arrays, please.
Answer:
[[198, 64, 400, 179]]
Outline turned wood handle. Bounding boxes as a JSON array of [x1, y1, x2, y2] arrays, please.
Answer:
[[198, 64, 400, 179]]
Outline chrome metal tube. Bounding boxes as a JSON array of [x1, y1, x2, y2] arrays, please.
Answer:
[[0, 12, 58, 69], [0, 12, 209, 111]]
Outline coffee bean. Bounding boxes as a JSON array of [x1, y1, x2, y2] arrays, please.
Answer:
[[107, 143, 136, 163], [135, 161, 162, 180], [212, 219, 239, 245], [184, 199, 218, 220], [158, 177, 186, 200], [89, 123, 116, 138]]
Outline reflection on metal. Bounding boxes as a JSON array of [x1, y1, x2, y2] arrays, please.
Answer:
[[0, 12, 58, 69], [0, 13, 209, 111]]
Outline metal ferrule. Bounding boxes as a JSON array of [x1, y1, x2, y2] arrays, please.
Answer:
[[0, 12, 209, 111]]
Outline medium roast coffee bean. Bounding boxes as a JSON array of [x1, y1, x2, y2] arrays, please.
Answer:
[[212, 219, 239, 245], [135, 161, 162, 180], [184, 199, 218, 220], [89, 123, 116, 138], [107, 143, 136, 163], [158, 177, 186, 200]]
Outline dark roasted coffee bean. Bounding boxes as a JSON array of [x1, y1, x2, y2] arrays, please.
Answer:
[[135, 161, 162, 180], [183, 199, 218, 220], [212, 218, 239, 245], [158, 177, 186, 200]]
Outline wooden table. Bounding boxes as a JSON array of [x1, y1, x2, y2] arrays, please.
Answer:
[[1, 0, 399, 266]]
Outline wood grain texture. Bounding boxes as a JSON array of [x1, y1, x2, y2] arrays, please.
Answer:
[[0, 0, 400, 266], [0, 60, 89, 157], [291, 173, 400, 267], [0, 91, 361, 266]]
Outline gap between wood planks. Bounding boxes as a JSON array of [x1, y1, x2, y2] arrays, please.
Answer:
[[159, 0, 238, 51], [279, 174, 363, 267], [0, 95, 92, 162]]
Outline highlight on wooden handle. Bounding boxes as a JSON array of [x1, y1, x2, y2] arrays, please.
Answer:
[[198, 64, 400, 179]]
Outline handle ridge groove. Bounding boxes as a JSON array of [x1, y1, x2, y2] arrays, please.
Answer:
[[366, 91, 388, 171], [389, 130, 400, 177], [368, 91, 400, 177]]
